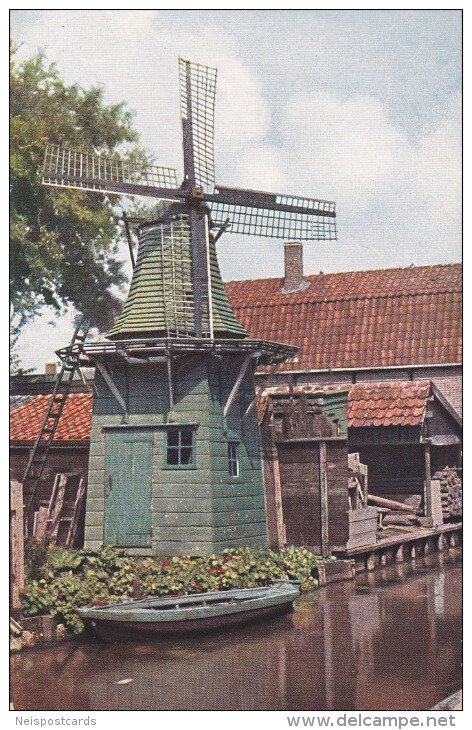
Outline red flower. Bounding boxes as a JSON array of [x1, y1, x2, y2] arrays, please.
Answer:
[[220, 567, 226, 574], [194, 581, 203, 590], [209, 567, 217, 574], [224, 554, 232, 563]]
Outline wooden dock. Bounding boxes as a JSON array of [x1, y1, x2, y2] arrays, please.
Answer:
[[333, 522, 462, 573]]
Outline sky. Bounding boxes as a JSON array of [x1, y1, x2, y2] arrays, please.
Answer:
[[10, 9, 462, 372]]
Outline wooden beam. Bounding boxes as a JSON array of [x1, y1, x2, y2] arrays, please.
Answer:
[[122, 210, 136, 269], [166, 349, 175, 417], [272, 450, 286, 548], [10, 480, 25, 611], [204, 213, 214, 340], [223, 355, 252, 418], [424, 441, 432, 518], [243, 397, 257, 419], [93, 359, 129, 421], [319, 441, 330, 558]]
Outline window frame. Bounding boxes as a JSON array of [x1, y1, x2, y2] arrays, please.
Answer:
[[165, 426, 196, 469], [227, 441, 240, 478]]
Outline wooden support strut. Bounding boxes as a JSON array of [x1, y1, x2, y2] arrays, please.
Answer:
[[93, 359, 129, 422], [319, 440, 330, 558], [243, 397, 257, 419], [223, 355, 252, 418]]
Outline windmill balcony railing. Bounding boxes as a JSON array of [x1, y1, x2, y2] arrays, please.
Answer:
[[55, 336, 298, 366]]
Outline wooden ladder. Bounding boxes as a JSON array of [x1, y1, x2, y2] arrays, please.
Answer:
[[23, 321, 89, 527]]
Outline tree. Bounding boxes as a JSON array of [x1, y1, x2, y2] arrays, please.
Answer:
[[10, 42, 148, 349]]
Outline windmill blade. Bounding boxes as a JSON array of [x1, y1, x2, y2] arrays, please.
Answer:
[[205, 185, 336, 240], [179, 58, 217, 191], [42, 144, 182, 201]]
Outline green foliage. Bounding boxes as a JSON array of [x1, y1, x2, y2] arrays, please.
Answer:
[[20, 545, 322, 636], [10, 41, 149, 351], [24, 538, 50, 581]]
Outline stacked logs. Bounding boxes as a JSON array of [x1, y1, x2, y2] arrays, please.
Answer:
[[433, 467, 462, 520]]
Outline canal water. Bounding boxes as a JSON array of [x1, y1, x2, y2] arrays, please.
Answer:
[[11, 550, 462, 711]]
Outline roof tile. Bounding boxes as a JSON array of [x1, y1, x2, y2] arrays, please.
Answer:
[[10, 393, 92, 443], [225, 263, 461, 371], [260, 380, 431, 428]]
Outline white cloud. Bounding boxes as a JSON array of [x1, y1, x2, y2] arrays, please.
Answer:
[[276, 88, 461, 263]]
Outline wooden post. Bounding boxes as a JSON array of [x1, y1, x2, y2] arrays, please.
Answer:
[[319, 441, 330, 557], [10, 480, 25, 611], [424, 441, 432, 518], [272, 449, 286, 548]]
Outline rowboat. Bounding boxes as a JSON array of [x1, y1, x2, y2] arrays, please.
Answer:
[[77, 581, 300, 641]]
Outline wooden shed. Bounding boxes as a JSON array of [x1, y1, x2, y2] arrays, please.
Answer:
[[10, 393, 92, 545], [260, 389, 350, 555], [347, 381, 462, 510]]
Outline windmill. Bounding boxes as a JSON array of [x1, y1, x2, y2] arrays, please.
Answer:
[[43, 58, 336, 340], [34, 58, 337, 555]]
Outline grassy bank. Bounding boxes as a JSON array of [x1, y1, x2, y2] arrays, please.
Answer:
[[20, 544, 322, 635]]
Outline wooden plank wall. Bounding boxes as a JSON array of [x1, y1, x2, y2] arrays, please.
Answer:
[[10, 480, 25, 611]]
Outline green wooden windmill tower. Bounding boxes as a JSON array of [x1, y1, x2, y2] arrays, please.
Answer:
[[42, 58, 336, 555]]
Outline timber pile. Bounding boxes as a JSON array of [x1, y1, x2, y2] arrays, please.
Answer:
[[33, 473, 86, 547], [433, 467, 462, 520]]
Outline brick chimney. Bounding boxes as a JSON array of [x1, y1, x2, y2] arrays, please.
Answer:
[[282, 242, 310, 293], [44, 362, 57, 376]]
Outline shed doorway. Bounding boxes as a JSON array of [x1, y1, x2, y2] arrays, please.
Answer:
[[104, 431, 153, 547], [278, 443, 321, 546]]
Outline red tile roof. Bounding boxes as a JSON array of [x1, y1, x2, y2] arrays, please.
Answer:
[[225, 263, 462, 371], [347, 381, 430, 427], [10, 381, 432, 443], [259, 380, 431, 428], [10, 393, 92, 443]]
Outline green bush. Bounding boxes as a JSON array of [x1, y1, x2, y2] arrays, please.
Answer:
[[20, 545, 322, 636], [24, 538, 50, 581]]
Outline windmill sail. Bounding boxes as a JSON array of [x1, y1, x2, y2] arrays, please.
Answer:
[[207, 185, 336, 240], [43, 144, 180, 200], [179, 58, 217, 190], [41, 57, 337, 340]]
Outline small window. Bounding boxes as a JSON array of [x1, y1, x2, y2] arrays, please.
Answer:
[[166, 427, 195, 466], [228, 442, 239, 477]]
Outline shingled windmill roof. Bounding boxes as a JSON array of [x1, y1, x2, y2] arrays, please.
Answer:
[[225, 263, 462, 371], [107, 215, 247, 340]]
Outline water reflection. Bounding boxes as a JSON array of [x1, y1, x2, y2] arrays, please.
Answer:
[[11, 550, 461, 711]]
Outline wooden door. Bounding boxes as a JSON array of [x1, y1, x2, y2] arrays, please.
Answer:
[[278, 443, 320, 546], [104, 431, 153, 547]]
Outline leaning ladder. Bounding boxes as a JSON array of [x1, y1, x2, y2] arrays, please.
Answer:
[[23, 321, 89, 523]]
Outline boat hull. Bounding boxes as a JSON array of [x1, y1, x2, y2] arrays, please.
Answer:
[[83, 601, 294, 641]]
